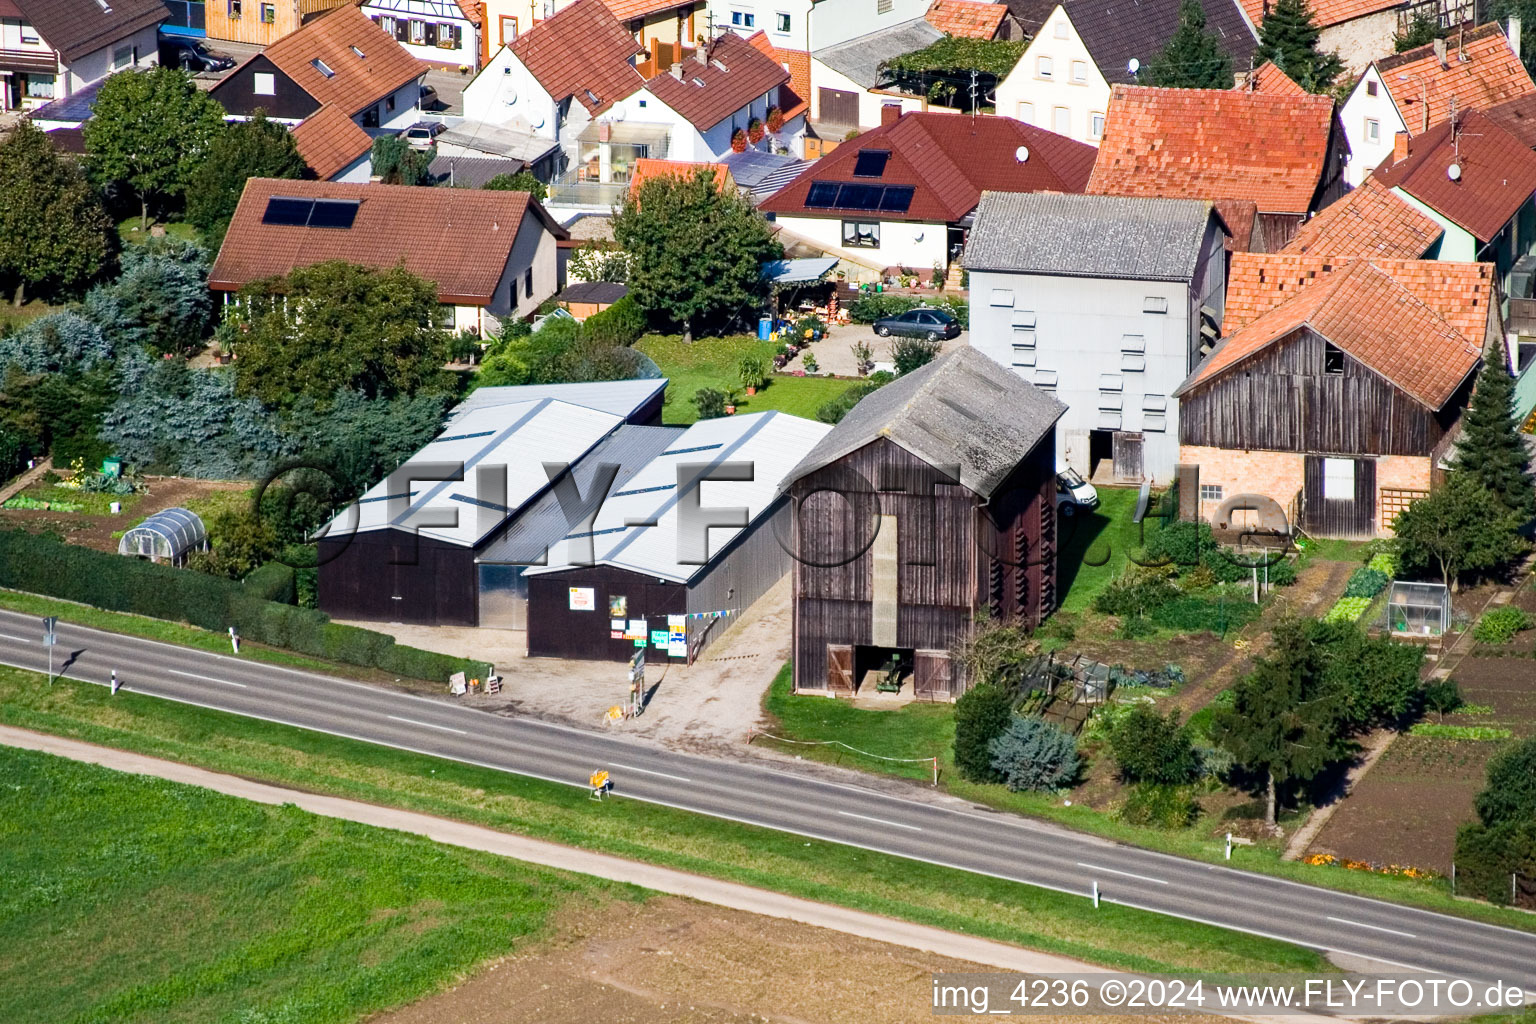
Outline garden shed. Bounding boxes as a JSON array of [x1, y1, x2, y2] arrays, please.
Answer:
[[1384, 580, 1451, 637], [118, 507, 208, 566]]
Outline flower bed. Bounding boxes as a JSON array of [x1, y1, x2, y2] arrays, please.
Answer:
[[1304, 853, 1436, 879]]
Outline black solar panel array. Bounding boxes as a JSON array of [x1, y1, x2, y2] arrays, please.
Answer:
[[260, 196, 361, 229], [802, 181, 915, 213]]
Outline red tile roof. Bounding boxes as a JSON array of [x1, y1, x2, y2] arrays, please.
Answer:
[[1222, 252, 1494, 344], [13, 0, 165, 64], [1373, 109, 1536, 241], [1373, 23, 1535, 137], [1282, 177, 1443, 258], [925, 0, 1008, 38], [290, 103, 373, 180], [1180, 259, 1483, 408], [604, 0, 694, 19], [629, 158, 735, 194], [233, 5, 423, 118], [1247, 61, 1306, 96], [210, 178, 567, 305], [1235, 0, 1398, 30], [1087, 84, 1337, 215], [643, 32, 790, 132], [746, 34, 810, 118], [761, 111, 1095, 222], [1212, 198, 1261, 252], [1486, 93, 1536, 148], [509, 0, 644, 116]]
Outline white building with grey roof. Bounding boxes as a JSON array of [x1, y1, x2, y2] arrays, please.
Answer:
[[964, 191, 1229, 485]]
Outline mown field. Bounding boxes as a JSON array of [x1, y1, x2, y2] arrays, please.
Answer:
[[0, 745, 627, 1024]]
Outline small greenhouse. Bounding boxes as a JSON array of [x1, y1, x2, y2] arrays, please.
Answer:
[[118, 507, 208, 566], [1383, 580, 1451, 638]]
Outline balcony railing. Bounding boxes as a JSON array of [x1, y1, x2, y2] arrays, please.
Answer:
[[545, 175, 627, 208]]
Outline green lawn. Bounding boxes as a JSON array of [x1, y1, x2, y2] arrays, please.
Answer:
[[0, 298, 58, 332], [0, 664, 1328, 976], [0, 745, 624, 1024], [760, 665, 1536, 934], [116, 217, 201, 247], [636, 333, 858, 424], [1057, 486, 1147, 612]]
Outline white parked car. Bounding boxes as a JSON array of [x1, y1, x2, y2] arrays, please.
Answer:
[[1055, 468, 1099, 516]]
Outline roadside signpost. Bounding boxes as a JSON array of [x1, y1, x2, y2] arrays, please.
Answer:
[[42, 617, 57, 685], [628, 649, 645, 718]]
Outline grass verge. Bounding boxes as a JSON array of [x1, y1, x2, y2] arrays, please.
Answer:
[[0, 744, 624, 1024], [761, 665, 1536, 934], [0, 664, 1324, 977], [1057, 486, 1146, 613]]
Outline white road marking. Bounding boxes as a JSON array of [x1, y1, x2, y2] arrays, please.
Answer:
[[1327, 916, 1417, 939], [1077, 862, 1169, 885], [387, 715, 467, 735], [169, 669, 247, 688], [0, 633, 32, 643], [838, 810, 922, 831], [610, 763, 690, 782]]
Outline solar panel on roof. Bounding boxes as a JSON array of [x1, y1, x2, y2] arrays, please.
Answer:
[[836, 183, 884, 210], [852, 149, 890, 178], [307, 198, 360, 229], [262, 196, 313, 225], [805, 181, 839, 208], [879, 185, 915, 213]]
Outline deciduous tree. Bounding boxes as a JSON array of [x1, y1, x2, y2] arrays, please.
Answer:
[[370, 135, 434, 186], [0, 122, 114, 306], [954, 681, 1014, 782], [186, 112, 307, 246], [1109, 705, 1198, 784], [482, 170, 547, 200], [229, 261, 453, 410], [1253, 0, 1343, 92], [84, 65, 227, 228], [611, 168, 780, 342], [1393, 474, 1528, 591], [1149, 0, 1235, 88]]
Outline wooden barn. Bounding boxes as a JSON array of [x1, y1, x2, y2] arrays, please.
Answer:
[[1176, 256, 1494, 538], [787, 348, 1066, 700], [523, 411, 832, 662], [317, 380, 666, 626]]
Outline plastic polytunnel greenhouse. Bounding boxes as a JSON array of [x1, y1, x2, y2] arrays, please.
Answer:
[[1383, 580, 1451, 638], [117, 507, 208, 566]]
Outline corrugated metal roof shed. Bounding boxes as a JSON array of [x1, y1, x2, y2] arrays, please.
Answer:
[[446, 378, 667, 426], [813, 19, 942, 90], [964, 192, 1217, 281], [528, 411, 832, 584], [476, 424, 684, 565], [788, 347, 1065, 498], [324, 399, 623, 547]]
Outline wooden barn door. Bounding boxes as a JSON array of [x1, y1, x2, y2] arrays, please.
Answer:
[[1112, 432, 1144, 483], [913, 649, 952, 701], [827, 644, 855, 694], [818, 88, 858, 126], [1303, 456, 1376, 538]]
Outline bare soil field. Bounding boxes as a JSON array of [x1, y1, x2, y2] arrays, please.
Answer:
[[372, 895, 1234, 1024]]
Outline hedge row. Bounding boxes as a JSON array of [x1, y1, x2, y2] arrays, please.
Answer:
[[0, 530, 489, 683]]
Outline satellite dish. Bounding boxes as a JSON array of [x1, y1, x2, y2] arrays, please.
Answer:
[[1128, 57, 1141, 76], [1448, 162, 1462, 181], [1015, 145, 1029, 162], [912, 228, 924, 242], [503, 87, 517, 104], [528, 113, 545, 130]]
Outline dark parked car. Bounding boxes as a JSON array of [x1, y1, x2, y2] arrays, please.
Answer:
[[872, 307, 962, 341], [159, 37, 236, 73]]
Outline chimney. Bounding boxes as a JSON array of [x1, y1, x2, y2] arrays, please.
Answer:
[[881, 103, 901, 127], [1392, 131, 1410, 165], [695, 41, 709, 65], [1433, 36, 1448, 69], [670, 61, 683, 80], [1511, 15, 1523, 60]]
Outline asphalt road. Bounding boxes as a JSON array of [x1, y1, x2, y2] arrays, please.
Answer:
[[2, 606, 1533, 991]]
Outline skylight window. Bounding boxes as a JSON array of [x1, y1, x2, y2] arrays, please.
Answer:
[[350, 45, 365, 57], [852, 149, 890, 178], [312, 58, 335, 78]]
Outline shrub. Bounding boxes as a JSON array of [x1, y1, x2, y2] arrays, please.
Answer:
[[1119, 783, 1199, 829], [1344, 567, 1389, 598], [1094, 570, 1179, 617], [847, 293, 920, 324], [987, 716, 1080, 792], [243, 562, 295, 605], [1201, 547, 1252, 584], [892, 336, 943, 375], [1473, 606, 1532, 644], [692, 387, 728, 419], [1267, 557, 1298, 586], [737, 355, 768, 390], [816, 379, 884, 424], [1108, 704, 1197, 784], [582, 294, 647, 347], [1144, 520, 1214, 568], [953, 682, 1013, 782]]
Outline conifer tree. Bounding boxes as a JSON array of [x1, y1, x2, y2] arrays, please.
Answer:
[[1450, 336, 1536, 520], [1149, 0, 1234, 89], [1254, 0, 1343, 92]]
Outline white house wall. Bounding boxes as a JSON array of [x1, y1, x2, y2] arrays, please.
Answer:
[[710, 0, 811, 45], [968, 269, 1195, 483], [808, 0, 928, 50], [1390, 186, 1478, 260], [993, 5, 1108, 147], [64, 23, 161, 95], [1340, 65, 1407, 186], [332, 152, 374, 182], [464, 44, 561, 139], [808, 57, 923, 127], [774, 213, 948, 270], [361, 0, 479, 67]]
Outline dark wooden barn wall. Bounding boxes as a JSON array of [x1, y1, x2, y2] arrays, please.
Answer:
[[318, 529, 477, 626], [1302, 455, 1377, 538], [1180, 327, 1453, 457], [526, 565, 683, 661], [790, 434, 1055, 695], [209, 55, 319, 120]]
